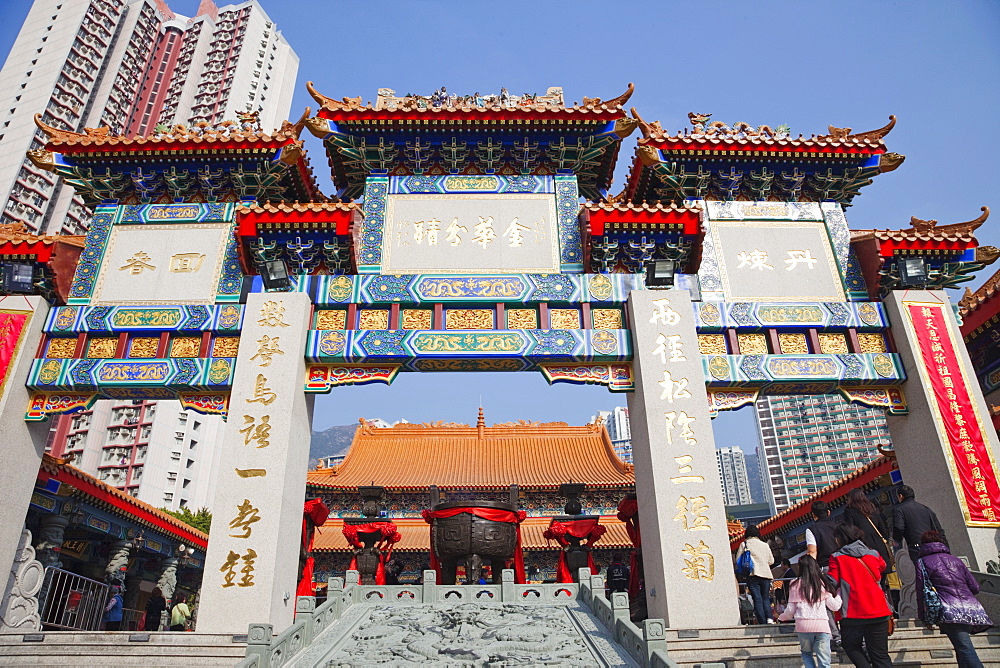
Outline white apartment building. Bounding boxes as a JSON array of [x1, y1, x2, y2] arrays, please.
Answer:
[[715, 446, 753, 507], [593, 406, 632, 464], [50, 399, 226, 511], [0, 0, 298, 235]]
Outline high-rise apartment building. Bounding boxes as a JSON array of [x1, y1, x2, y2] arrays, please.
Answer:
[[716, 446, 753, 506], [593, 406, 632, 463], [0, 0, 298, 235], [755, 394, 892, 513], [48, 399, 226, 511]]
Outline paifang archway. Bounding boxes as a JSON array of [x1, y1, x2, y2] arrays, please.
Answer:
[[2, 86, 998, 635]]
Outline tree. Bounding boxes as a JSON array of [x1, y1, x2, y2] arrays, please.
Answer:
[[160, 506, 212, 534]]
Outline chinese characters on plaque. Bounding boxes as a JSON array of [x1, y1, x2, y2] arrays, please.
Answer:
[[218, 299, 289, 588], [648, 298, 716, 582], [908, 302, 1000, 525]]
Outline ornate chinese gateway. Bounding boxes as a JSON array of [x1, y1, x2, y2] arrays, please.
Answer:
[[0, 84, 997, 642]]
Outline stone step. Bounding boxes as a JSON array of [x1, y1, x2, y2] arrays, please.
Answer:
[[0, 632, 246, 667]]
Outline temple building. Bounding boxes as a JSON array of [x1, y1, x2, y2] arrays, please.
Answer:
[[0, 0, 297, 235], [960, 263, 1000, 438], [306, 412, 636, 584]]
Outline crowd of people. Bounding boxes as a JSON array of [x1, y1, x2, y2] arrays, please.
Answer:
[[735, 485, 993, 668], [100, 585, 193, 632]]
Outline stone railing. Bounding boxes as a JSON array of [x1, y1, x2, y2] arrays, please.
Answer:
[[239, 569, 677, 668]]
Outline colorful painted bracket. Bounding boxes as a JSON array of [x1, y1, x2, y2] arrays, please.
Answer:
[[839, 386, 908, 415], [304, 365, 401, 392], [178, 393, 231, 417], [707, 389, 760, 416], [26, 392, 98, 421], [538, 363, 634, 392]]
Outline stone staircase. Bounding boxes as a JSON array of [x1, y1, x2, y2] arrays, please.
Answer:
[[663, 620, 1000, 667], [0, 631, 247, 666]]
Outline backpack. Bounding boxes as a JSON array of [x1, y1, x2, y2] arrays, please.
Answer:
[[735, 542, 755, 578]]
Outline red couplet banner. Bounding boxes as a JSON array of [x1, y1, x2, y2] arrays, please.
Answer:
[[907, 302, 1000, 525], [0, 311, 30, 395]]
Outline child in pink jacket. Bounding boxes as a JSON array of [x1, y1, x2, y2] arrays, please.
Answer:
[[778, 555, 843, 668]]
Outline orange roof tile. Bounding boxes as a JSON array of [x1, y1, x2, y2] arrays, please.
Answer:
[[307, 419, 634, 490], [314, 516, 634, 552], [960, 266, 1000, 316], [634, 110, 896, 151], [0, 223, 85, 248]]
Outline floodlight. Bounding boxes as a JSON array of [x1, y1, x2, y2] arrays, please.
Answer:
[[259, 259, 291, 291], [645, 259, 676, 288], [897, 257, 929, 288]]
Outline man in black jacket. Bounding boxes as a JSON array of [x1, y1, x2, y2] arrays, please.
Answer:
[[892, 485, 945, 562]]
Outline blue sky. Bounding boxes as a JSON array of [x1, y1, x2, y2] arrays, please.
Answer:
[[2, 1, 998, 450]]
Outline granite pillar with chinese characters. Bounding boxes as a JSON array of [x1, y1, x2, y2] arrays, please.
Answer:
[[198, 293, 314, 633], [883, 290, 1000, 569], [625, 290, 739, 628], [0, 296, 52, 632]]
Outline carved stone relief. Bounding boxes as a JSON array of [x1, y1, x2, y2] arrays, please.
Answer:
[[0, 529, 43, 632]]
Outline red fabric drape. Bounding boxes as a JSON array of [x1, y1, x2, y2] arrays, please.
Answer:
[[422, 507, 528, 583], [543, 518, 607, 583], [341, 521, 400, 586], [617, 497, 642, 597], [297, 499, 330, 597]]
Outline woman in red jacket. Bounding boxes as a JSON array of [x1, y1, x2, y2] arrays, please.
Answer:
[[828, 524, 893, 668]]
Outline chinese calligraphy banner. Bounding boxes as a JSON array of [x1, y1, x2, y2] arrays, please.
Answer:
[[0, 310, 30, 396], [907, 302, 1000, 525], [382, 194, 559, 274]]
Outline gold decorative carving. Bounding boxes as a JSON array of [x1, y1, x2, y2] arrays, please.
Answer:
[[128, 337, 159, 358], [46, 338, 77, 359], [549, 309, 581, 330], [170, 337, 201, 358], [857, 333, 887, 354], [358, 310, 389, 330], [817, 333, 849, 354], [506, 309, 537, 329], [315, 310, 347, 330], [779, 333, 809, 354], [401, 310, 432, 330], [592, 309, 622, 330], [445, 309, 494, 330], [698, 334, 727, 355], [86, 338, 118, 359], [737, 333, 768, 355], [212, 337, 241, 358], [588, 274, 613, 300], [872, 354, 895, 378], [699, 303, 721, 327]]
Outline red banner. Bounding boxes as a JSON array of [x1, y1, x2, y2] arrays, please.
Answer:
[[0, 311, 30, 395], [908, 302, 1000, 525]]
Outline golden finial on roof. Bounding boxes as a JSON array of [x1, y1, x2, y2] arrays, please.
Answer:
[[477, 406, 485, 439]]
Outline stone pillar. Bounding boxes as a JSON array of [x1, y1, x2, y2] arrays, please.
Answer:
[[0, 528, 43, 632], [105, 540, 132, 586], [34, 515, 69, 570], [198, 292, 314, 633], [0, 296, 52, 624], [156, 558, 179, 601], [625, 289, 739, 628], [883, 290, 1000, 569]]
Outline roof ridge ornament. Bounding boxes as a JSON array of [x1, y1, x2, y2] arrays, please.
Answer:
[[821, 115, 896, 142], [910, 206, 989, 234], [583, 82, 635, 110]]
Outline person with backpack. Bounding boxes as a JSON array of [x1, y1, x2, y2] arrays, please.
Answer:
[[606, 553, 630, 597], [735, 524, 775, 624], [828, 524, 893, 668], [916, 530, 992, 668], [778, 555, 842, 668]]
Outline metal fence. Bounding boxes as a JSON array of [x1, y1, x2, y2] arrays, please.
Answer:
[[38, 567, 110, 631], [121, 607, 144, 631]]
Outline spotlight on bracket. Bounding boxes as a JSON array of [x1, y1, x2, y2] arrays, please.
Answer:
[[644, 259, 676, 289], [0, 262, 35, 294], [897, 257, 929, 288], [259, 259, 292, 291]]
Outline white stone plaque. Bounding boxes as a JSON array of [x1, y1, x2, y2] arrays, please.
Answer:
[[382, 194, 559, 274], [711, 221, 845, 302], [91, 223, 230, 305]]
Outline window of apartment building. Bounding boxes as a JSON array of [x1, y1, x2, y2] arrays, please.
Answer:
[[164, 492, 173, 503], [179, 499, 188, 508], [186, 459, 194, 469], [182, 479, 190, 489]]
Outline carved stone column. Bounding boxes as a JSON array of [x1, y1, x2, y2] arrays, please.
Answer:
[[104, 540, 132, 587], [156, 558, 179, 601], [34, 515, 69, 570], [0, 529, 44, 632]]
